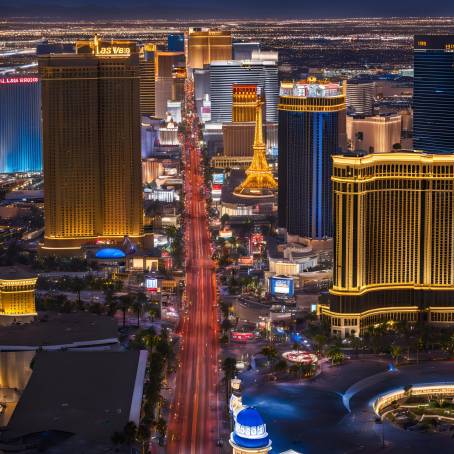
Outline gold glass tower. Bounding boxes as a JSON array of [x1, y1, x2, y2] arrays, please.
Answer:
[[39, 36, 143, 254], [232, 84, 258, 123], [319, 152, 454, 337], [140, 43, 156, 117], [186, 28, 232, 69], [234, 97, 277, 197]]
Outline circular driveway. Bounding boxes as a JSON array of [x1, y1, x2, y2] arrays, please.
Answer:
[[241, 359, 454, 453]]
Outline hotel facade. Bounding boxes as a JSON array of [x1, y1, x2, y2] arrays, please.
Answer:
[[320, 152, 454, 337], [39, 36, 143, 254]]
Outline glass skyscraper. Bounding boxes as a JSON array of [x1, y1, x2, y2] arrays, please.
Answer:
[[414, 35, 454, 153], [278, 80, 346, 240], [0, 75, 42, 173], [209, 60, 278, 123], [167, 33, 184, 52]]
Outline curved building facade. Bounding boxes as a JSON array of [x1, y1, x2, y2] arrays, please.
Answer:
[[346, 79, 374, 116], [0, 267, 37, 325], [0, 76, 42, 173], [321, 152, 454, 336]]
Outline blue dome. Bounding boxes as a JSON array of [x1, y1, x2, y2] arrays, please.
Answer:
[[95, 248, 126, 260], [232, 407, 271, 450], [232, 432, 270, 449], [236, 407, 265, 427]]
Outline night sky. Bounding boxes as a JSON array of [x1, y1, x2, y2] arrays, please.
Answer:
[[1, 0, 454, 19]]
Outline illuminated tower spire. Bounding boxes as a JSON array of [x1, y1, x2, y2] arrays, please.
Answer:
[[234, 96, 277, 197]]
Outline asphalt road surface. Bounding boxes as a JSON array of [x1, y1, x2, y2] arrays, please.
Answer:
[[167, 80, 221, 454]]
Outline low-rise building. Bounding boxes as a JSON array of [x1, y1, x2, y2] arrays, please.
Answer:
[[0, 267, 37, 326]]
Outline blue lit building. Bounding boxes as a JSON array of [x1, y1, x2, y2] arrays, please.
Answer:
[[0, 75, 42, 173], [278, 80, 346, 239], [230, 407, 272, 453], [168, 33, 184, 52], [414, 35, 454, 153]]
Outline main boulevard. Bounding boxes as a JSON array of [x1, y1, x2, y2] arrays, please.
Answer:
[[167, 80, 221, 453]]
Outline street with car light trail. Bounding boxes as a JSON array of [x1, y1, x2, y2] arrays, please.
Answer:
[[167, 79, 221, 454]]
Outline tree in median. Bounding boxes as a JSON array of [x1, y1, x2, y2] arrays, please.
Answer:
[[327, 345, 344, 365], [261, 344, 278, 364]]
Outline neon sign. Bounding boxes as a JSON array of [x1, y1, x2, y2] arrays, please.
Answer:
[[97, 46, 131, 56], [0, 77, 39, 84]]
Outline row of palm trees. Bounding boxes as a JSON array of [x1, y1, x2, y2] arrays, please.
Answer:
[[106, 291, 158, 328]]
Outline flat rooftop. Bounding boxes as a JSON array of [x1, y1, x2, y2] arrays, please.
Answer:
[[0, 266, 36, 280], [5, 350, 146, 447], [0, 312, 118, 350]]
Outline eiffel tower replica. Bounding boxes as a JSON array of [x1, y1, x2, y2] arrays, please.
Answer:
[[234, 96, 277, 197]]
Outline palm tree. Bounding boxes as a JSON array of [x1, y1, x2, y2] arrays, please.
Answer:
[[261, 344, 278, 364], [390, 344, 402, 366], [136, 423, 150, 454], [119, 295, 132, 328], [350, 336, 363, 357], [123, 421, 137, 445], [132, 299, 142, 328], [313, 334, 327, 355], [71, 277, 85, 308], [222, 357, 237, 401], [155, 417, 167, 444], [327, 345, 344, 365]]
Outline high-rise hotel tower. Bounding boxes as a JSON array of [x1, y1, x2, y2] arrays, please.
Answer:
[[320, 152, 454, 337], [278, 79, 346, 240], [210, 60, 279, 124], [186, 28, 232, 70], [39, 36, 143, 254], [139, 43, 156, 117], [414, 35, 454, 153], [320, 35, 454, 336], [0, 75, 42, 173]]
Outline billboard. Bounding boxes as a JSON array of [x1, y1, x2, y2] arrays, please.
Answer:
[[270, 276, 294, 297], [231, 331, 255, 342], [212, 173, 225, 184], [146, 277, 158, 292]]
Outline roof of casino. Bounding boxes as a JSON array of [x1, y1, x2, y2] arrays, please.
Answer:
[[0, 266, 36, 280], [4, 350, 147, 452], [0, 312, 118, 350]]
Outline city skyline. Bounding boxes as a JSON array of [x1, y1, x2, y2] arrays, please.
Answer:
[[2, 14, 454, 454]]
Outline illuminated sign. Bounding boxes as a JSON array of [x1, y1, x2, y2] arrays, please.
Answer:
[[146, 278, 158, 291], [231, 332, 255, 342], [238, 256, 253, 266], [446, 44, 454, 51], [212, 173, 225, 184], [97, 46, 131, 56], [0, 77, 39, 85], [270, 276, 294, 297], [417, 40, 427, 47]]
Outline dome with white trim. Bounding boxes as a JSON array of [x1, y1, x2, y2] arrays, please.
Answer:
[[230, 407, 271, 450]]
